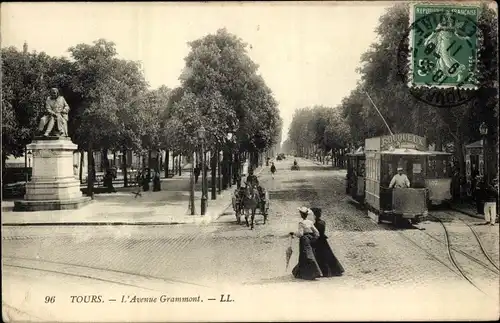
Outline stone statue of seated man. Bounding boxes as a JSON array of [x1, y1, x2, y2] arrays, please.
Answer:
[[38, 88, 70, 137]]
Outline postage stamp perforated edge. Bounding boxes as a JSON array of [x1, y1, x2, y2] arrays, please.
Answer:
[[407, 2, 481, 90]]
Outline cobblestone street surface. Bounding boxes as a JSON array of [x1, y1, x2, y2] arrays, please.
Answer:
[[2, 158, 499, 321]]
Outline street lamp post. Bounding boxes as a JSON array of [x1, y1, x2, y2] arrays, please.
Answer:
[[232, 135, 238, 186], [197, 126, 208, 215], [479, 122, 488, 184], [226, 133, 233, 188], [211, 149, 217, 200], [189, 150, 196, 215]]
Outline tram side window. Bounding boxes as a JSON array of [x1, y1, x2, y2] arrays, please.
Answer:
[[428, 158, 437, 178], [428, 156, 452, 178], [439, 157, 452, 178], [411, 157, 426, 188]]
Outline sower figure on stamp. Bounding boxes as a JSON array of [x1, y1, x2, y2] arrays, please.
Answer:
[[38, 88, 70, 137]]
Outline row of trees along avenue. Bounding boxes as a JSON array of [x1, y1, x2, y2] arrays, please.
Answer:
[[284, 3, 498, 197], [2, 29, 282, 197]]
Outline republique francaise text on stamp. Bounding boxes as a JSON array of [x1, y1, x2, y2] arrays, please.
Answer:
[[409, 3, 479, 89]]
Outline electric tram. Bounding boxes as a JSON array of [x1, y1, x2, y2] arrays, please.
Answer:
[[346, 147, 365, 203], [345, 133, 452, 225]]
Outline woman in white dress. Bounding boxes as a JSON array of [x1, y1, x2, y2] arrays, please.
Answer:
[[290, 207, 322, 280]]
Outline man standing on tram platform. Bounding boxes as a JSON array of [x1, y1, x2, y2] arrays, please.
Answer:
[[389, 167, 410, 188]]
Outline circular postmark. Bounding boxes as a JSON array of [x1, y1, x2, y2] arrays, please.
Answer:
[[397, 6, 483, 108]]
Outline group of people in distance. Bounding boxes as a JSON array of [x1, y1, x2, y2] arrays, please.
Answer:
[[290, 206, 344, 280]]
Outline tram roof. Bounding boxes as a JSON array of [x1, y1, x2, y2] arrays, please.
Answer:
[[369, 148, 451, 155]]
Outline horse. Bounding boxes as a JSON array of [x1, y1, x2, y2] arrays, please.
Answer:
[[241, 184, 261, 229], [232, 187, 247, 224], [256, 185, 270, 224]]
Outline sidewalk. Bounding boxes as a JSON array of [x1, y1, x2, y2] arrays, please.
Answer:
[[1, 166, 264, 226]]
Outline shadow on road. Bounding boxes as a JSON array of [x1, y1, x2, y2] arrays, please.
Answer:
[[269, 188, 318, 201], [380, 221, 421, 231], [243, 275, 299, 285], [294, 166, 333, 171], [281, 179, 308, 184]]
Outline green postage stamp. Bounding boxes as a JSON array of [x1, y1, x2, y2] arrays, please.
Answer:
[[409, 3, 480, 89]]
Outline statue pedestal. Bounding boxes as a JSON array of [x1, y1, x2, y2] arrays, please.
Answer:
[[14, 137, 91, 212]]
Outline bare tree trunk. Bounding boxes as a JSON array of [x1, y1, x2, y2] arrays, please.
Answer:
[[178, 153, 182, 176], [165, 150, 169, 178], [217, 146, 222, 194], [159, 150, 163, 173], [87, 142, 94, 198], [123, 148, 128, 188], [190, 151, 196, 215], [148, 150, 152, 180], [211, 151, 217, 200]]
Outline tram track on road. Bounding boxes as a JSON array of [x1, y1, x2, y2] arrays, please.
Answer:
[[430, 212, 499, 271], [394, 211, 498, 296], [393, 230, 486, 295], [458, 217, 499, 272], [430, 212, 499, 273], [430, 215, 487, 295], [418, 228, 499, 275], [3, 255, 213, 290]]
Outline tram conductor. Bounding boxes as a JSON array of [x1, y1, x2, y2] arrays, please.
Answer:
[[389, 167, 410, 188]]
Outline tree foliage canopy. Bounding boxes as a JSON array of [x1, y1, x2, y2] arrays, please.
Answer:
[[171, 28, 282, 153], [3, 33, 282, 166]]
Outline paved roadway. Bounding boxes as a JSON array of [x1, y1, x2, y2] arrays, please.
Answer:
[[2, 157, 499, 322]]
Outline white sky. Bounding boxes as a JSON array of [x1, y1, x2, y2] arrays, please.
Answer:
[[1, 1, 390, 144]]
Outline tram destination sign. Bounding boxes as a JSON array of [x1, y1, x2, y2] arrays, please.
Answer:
[[380, 133, 427, 151]]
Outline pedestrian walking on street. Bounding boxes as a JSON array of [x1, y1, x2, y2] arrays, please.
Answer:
[[194, 164, 201, 184], [483, 180, 498, 225], [270, 162, 276, 179], [152, 170, 161, 192], [142, 168, 150, 192], [246, 168, 259, 187], [290, 207, 322, 280], [310, 207, 344, 277]]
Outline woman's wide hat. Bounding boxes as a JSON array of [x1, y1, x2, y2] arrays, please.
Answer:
[[297, 206, 310, 215]]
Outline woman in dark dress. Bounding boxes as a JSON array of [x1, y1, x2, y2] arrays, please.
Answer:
[[290, 207, 323, 280], [310, 207, 344, 277]]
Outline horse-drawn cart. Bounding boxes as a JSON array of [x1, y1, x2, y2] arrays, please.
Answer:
[[232, 184, 270, 229]]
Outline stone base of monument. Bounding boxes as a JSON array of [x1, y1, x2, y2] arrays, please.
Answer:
[[14, 136, 91, 212]]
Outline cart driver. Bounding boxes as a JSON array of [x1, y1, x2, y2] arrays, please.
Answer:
[[246, 168, 259, 188], [389, 167, 410, 188]]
